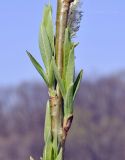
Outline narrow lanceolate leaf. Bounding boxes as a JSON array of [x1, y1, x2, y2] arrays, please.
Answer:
[[52, 139, 58, 160], [52, 58, 66, 97], [48, 60, 54, 88], [27, 51, 49, 86], [55, 148, 62, 160], [42, 5, 54, 53], [63, 28, 72, 79], [44, 101, 51, 142], [73, 69, 83, 100], [65, 46, 75, 89], [39, 24, 52, 72], [64, 84, 74, 117], [43, 131, 52, 160]]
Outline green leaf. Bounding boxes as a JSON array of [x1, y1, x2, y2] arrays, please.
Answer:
[[63, 28, 72, 79], [39, 23, 52, 72], [65, 46, 75, 89], [73, 70, 83, 100], [55, 148, 62, 160], [52, 139, 58, 159], [52, 58, 66, 97], [43, 131, 53, 160], [64, 83, 74, 117], [44, 101, 51, 142], [48, 60, 54, 88], [27, 51, 49, 86], [42, 5, 54, 53]]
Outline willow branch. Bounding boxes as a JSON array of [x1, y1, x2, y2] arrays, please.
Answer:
[[55, 0, 72, 144]]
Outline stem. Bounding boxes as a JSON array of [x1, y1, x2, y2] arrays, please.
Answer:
[[55, 0, 71, 72], [55, 0, 72, 158]]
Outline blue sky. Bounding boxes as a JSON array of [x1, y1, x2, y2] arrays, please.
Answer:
[[0, 0, 125, 86]]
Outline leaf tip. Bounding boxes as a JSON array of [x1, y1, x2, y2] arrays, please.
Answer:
[[26, 50, 31, 57]]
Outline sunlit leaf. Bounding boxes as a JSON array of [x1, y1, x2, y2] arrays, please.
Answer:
[[48, 60, 54, 88], [44, 101, 51, 142], [43, 5, 54, 53], [43, 131, 53, 160], [63, 28, 72, 79], [52, 58, 66, 97], [65, 46, 75, 89], [39, 24, 52, 72], [64, 83, 74, 117], [52, 138, 58, 159], [55, 148, 62, 160], [27, 51, 49, 86]]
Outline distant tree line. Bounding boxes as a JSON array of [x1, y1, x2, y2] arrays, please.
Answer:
[[0, 75, 125, 160]]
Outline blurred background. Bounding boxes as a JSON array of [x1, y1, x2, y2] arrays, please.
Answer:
[[0, 0, 125, 160]]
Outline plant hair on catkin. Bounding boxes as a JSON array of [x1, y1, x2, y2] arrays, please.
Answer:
[[68, 0, 83, 37]]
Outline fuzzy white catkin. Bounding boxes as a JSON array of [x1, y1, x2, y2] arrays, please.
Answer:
[[68, 0, 83, 37]]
